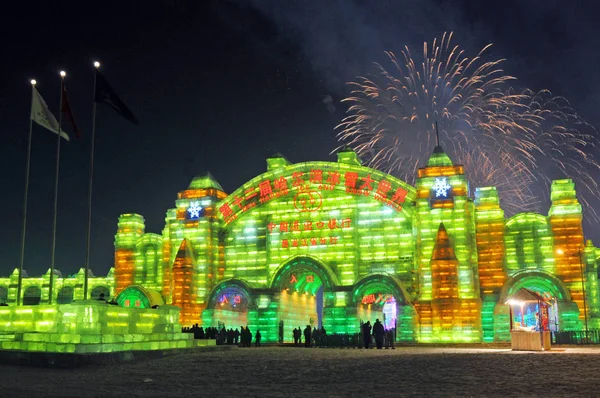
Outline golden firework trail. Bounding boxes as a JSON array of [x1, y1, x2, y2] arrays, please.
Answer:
[[336, 32, 600, 219]]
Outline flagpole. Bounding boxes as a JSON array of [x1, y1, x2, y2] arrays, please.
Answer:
[[49, 71, 66, 305], [17, 80, 38, 306], [84, 62, 100, 300]]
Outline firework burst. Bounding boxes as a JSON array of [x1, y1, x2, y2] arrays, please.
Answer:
[[336, 32, 600, 219]]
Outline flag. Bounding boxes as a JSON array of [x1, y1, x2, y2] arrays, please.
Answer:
[[94, 71, 139, 124], [61, 80, 82, 138], [30, 87, 70, 141]]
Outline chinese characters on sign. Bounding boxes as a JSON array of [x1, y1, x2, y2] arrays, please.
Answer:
[[289, 273, 315, 284], [269, 218, 352, 249], [220, 294, 242, 304], [361, 294, 394, 305], [281, 236, 339, 249], [219, 168, 409, 223], [124, 299, 142, 308], [218, 291, 248, 311], [344, 171, 407, 210], [267, 218, 352, 233]]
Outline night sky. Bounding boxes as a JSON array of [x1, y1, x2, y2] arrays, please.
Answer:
[[1, 1, 599, 277]]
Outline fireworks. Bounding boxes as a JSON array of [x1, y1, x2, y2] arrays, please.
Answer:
[[336, 32, 600, 219]]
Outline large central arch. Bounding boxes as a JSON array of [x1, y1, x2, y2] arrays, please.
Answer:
[[269, 256, 337, 341], [203, 153, 419, 342], [216, 156, 417, 295]]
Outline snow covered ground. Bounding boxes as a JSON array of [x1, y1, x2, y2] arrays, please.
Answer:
[[1, 345, 600, 397]]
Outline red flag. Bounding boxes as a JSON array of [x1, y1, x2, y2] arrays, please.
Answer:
[[61, 80, 82, 138]]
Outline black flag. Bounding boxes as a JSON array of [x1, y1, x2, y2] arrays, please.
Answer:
[[94, 71, 139, 124]]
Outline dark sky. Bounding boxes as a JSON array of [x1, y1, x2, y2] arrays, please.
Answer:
[[1, 0, 599, 277]]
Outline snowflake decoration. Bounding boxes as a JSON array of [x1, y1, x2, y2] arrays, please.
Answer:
[[432, 177, 451, 198], [188, 201, 203, 219]]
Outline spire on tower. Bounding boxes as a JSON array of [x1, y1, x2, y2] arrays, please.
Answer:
[[432, 121, 444, 154]]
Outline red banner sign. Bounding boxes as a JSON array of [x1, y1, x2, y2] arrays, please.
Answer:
[[281, 236, 339, 248], [361, 294, 394, 305], [219, 168, 409, 224], [268, 218, 351, 233]]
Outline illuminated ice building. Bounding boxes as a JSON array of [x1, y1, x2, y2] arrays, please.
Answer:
[[3, 147, 600, 344]]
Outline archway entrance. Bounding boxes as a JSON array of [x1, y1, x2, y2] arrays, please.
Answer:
[[352, 275, 416, 342], [498, 270, 581, 333], [0, 286, 7, 305], [203, 280, 252, 331], [91, 286, 111, 301], [211, 286, 250, 328], [57, 286, 74, 304], [271, 257, 336, 343], [358, 293, 397, 331], [115, 285, 165, 309], [23, 286, 41, 305]]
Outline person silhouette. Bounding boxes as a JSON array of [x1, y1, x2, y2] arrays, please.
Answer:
[[373, 319, 385, 349], [362, 321, 372, 349], [304, 325, 312, 348], [247, 327, 253, 347], [255, 330, 262, 347]]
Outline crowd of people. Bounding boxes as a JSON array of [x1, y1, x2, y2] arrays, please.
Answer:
[[291, 320, 396, 349], [360, 319, 395, 349], [182, 324, 262, 347], [292, 325, 328, 347], [183, 319, 395, 349]]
